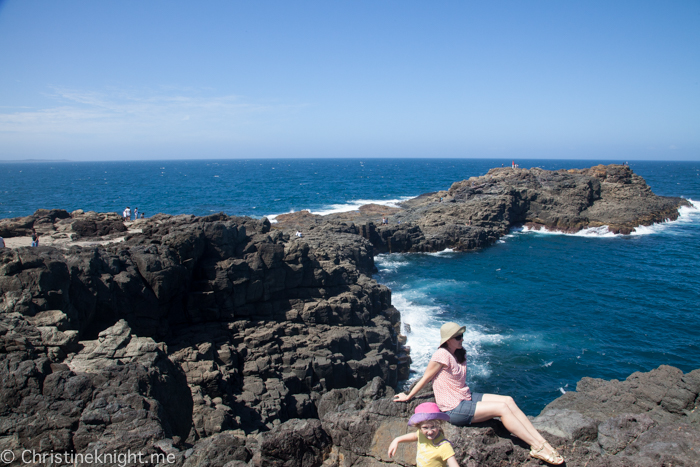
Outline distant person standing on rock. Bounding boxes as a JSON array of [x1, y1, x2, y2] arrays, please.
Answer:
[[393, 322, 564, 465], [31, 228, 39, 247], [123, 206, 131, 221], [133, 207, 138, 220]]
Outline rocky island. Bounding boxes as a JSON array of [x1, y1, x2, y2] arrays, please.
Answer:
[[1, 164, 698, 466]]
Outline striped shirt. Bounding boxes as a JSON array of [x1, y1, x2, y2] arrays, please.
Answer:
[[431, 348, 472, 412]]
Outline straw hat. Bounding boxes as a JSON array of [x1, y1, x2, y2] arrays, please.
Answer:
[[408, 402, 450, 426], [439, 322, 466, 347]]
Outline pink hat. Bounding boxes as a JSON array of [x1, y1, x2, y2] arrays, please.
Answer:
[[408, 402, 450, 426]]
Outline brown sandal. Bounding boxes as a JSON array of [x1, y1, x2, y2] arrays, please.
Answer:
[[529, 442, 564, 465]]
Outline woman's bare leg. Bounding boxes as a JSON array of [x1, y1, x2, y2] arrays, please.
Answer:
[[483, 394, 546, 444], [471, 394, 546, 447]]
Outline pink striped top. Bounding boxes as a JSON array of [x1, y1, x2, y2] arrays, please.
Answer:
[[430, 348, 472, 412]]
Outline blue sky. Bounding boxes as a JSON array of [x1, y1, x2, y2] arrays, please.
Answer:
[[0, 1, 698, 161]]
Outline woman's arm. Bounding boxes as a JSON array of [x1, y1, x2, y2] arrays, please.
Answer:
[[393, 360, 444, 402], [387, 432, 418, 458], [446, 455, 460, 467]]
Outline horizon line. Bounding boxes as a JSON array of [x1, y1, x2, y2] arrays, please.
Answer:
[[1, 156, 698, 163]]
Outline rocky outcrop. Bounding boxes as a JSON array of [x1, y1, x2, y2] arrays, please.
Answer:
[[532, 365, 700, 466], [0, 209, 125, 242], [0, 212, 405, 466], [0, 313, 191, 465], [0, 164, 696, 466], [247, 365, 700, 467], [276, 164, 691, 253], [144, 365, 699, 467], [0, 208, 71, 238]]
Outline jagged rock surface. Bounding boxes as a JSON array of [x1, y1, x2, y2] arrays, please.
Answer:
[[1, 213, 404, 466], [0, 164, 697, 466], [276, 164, 690, 253], [0, 208, 125, 242], [297, 366, 700, 467]]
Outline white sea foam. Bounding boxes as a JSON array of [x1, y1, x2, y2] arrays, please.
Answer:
[[675, 198, 700, 221], [516, 200, 700, 238], [375, 253, 410, 271], [497, 232, 517, 244], [266, 209, 303, 224], [426, 248, 455, 256], [629, 224, 666, 236], [264, 197, 414, 223], [629, 198, 700, 235], [392, 294, 444, 372], [310, 197, 413, 216], [392, 292, 503, 385], [382, 248, 455, 259], [520, 225, 619, 237]]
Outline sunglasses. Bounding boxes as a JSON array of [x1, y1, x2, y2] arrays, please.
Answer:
[[453, 334, 463, 341]]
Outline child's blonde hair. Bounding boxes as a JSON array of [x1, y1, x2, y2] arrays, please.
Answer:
[[418, 419, 444, 430]]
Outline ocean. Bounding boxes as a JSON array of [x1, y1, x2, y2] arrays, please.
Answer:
[[2, 158, 699, 415]]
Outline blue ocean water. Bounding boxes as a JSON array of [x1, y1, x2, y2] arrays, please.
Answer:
[[2, 158, 699, 415]]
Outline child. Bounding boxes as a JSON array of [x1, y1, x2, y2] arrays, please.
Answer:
[[388, 402, 459, 467]]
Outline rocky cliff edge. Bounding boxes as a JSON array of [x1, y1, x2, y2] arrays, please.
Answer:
[[0, 164, 697, 466], [276, 164, 690, 253]]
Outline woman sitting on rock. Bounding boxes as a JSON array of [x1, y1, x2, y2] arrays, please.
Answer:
[[393, 322, 564, 465]]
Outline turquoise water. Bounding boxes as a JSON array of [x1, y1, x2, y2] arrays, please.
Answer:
[[2, 158, 699, 414]]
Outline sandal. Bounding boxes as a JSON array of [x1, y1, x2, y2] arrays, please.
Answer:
[[529, 442, 564, 465]]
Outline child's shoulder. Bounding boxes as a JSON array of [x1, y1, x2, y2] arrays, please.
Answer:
[[433, 433, 452, 447], [419, 431, 452, 448]]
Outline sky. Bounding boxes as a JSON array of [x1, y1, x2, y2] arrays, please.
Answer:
[[0, 1, 698, 161]]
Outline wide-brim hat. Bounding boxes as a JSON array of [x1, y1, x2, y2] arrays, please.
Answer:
[[439, 322, 466, 347], [408, 402, 450, 426]]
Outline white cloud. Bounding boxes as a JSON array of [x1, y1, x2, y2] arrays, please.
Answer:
[[0, 87, 300, 141]]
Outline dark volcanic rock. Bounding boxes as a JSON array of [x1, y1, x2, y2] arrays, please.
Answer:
[[308, 365, 700, 467], [395, 164, 689, 252], [275, 164, 690, 254], [65, 211, 127, 238], [531, 365, 700, 466], [254, 418, 331, 467], [0, 209, 124, 242], [0, 316, 191, 466], [0, 211, 406, 466], [0, 209, 71, 238], [0, 165, 697, 466]]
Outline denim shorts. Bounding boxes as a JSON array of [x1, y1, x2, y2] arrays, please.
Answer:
[[445, 392, 484, 426]]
